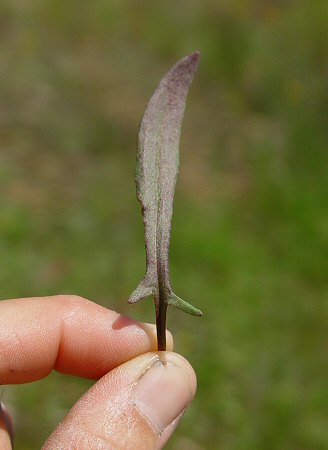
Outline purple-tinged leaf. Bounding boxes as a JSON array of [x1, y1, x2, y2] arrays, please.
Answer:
[[128, 52, 202, 350]]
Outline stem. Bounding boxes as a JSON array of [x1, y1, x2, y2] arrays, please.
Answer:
[[156, 295, 167, 351], [156, 256, 168, 351]]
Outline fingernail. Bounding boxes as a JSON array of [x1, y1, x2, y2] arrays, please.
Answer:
[[133, 359, 195, 433]]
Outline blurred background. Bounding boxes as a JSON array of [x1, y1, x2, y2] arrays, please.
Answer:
[[1, 0, 327, 448]]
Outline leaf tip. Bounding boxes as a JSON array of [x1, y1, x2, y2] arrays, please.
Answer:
[[190, 50, 200, 61], [168, 292, 203, 316], [184, 51, 200, 72], [128, 281, 153, 304]]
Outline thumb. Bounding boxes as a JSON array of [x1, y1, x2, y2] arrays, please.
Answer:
[[43, 352, 197, 450]]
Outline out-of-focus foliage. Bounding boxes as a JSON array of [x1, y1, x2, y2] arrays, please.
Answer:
[[0, 1, 327, 449]]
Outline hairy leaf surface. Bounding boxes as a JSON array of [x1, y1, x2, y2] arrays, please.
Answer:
[[129, 52, 202, 343]]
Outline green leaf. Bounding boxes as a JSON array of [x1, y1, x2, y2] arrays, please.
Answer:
[[168, 292, 203, 316]]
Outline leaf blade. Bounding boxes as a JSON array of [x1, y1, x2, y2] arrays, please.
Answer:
[[129, 52, 202, 317]]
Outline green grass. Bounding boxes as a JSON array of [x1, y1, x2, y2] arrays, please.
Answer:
[[0, 1, 327, 448]]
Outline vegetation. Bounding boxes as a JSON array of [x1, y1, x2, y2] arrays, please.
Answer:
[[0, 1, 327, 448]]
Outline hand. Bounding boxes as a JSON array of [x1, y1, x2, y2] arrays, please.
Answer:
[[0, 295, 197, 449]]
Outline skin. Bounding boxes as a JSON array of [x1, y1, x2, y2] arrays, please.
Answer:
[[0, 295, 197, 449]]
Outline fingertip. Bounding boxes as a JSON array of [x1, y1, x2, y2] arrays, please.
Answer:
[[160, 352, 197, 395], [166, 330, 174, 351], [140, 324, 174, 351], [132, 351, 197, 436], [0, 403, 13, 449], [43, 351, 196, 449]]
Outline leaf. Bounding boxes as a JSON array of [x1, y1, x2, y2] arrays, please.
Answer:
[[128, 52, 202, 348]]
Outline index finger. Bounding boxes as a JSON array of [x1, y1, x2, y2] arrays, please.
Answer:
[[0, 295, 173, 384]]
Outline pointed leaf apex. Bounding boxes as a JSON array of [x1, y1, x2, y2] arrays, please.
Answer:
[[167, 292, 203, 316], [128, 281, 153, 304], [190, 51, 200, 62]]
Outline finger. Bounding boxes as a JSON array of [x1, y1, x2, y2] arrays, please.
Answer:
[[43, 352, 196, 450], [0, 295, 173, 384], [0, 403, 13, 450]]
